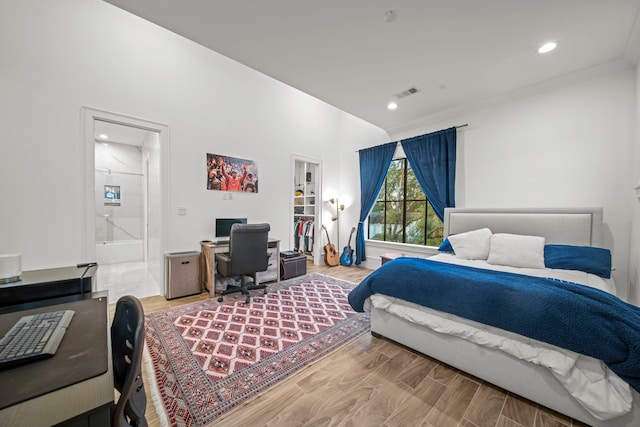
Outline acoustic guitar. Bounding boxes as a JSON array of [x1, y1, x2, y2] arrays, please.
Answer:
[[321, 225, 339, 267], [340, 227, 356, 266]]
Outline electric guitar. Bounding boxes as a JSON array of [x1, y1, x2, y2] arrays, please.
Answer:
[[321, 225, 339, 267], [340, 227, 356, 266]]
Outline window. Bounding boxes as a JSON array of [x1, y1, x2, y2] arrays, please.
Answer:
[[368, 159, 444, 246]]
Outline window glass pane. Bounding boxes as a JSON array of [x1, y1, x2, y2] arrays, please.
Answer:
[[406, 165, 426, 201], [366, 157, 444, 247], [426, 202, 444, 246], [368, 202, 385, 240], [405, 200, 426, 245], [386, 160, 404, 201], [385, 201, 403, 243], [376, 180, 385, 201]]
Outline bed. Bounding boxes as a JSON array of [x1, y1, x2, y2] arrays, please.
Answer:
[[349, 208, 640, 427]]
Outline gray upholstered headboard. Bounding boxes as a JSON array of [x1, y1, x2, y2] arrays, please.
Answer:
[[443, 208, 603, 247]]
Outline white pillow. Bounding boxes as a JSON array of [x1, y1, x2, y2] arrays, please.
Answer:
[[487, 233, 545, 269], [448, 228, 492, 260]]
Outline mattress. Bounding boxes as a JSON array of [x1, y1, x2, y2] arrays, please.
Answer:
[[365, 253, 630, 421]]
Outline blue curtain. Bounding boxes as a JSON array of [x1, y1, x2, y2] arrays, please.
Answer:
[[355, 142, 397, 265], [400, 127, 456, 220]]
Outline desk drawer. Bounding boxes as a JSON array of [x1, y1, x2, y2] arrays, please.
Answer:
[[256, 246, 279, 284]]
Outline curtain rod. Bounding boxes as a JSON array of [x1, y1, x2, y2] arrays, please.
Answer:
[[355, 123, 468, 153]]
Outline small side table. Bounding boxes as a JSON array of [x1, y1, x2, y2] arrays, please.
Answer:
[[380, 252, 409, 265]]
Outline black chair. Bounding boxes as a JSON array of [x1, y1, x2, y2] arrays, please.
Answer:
[[216, 223, 271, 303], [111, 295, 147, 427]]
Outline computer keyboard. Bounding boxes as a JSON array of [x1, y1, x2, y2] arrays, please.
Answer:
[[0, 309, 74, 369]]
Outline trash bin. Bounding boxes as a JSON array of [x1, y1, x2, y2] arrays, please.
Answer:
[[165, 251, 201, 299]]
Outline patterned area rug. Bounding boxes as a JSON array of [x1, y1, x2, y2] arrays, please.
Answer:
[[144, 273, 370, 426]]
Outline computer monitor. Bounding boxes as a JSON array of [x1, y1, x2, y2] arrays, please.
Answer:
[[215, 218, 247, 239]]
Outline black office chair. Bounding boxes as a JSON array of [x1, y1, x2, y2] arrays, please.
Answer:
[[111, 295, 147, 427], [216, 223, 271, 303]]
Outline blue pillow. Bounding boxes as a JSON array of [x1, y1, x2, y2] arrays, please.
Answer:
[[544, 244, 612, 279], [438, 238, 455, 253]]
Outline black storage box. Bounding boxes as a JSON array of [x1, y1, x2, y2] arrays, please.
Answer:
[[280, 256, 307, 280], [280, 250, 300, 259]]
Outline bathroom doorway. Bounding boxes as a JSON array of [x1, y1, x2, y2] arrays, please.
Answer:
[[94, 121, 152, 264], [83, 108, 169, 288]]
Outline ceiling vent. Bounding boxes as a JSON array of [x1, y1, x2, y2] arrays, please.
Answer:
[[395, 87, 420, 99]]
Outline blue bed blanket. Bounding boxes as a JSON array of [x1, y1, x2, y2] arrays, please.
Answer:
[[348, 257, 640, 392]]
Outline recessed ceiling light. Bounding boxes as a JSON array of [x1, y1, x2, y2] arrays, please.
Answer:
[[98, 133, 109, 140], [538, 42, 557, 54], [387, 102, 398, 110]]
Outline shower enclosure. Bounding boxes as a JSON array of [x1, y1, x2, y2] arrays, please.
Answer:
[[95, 141, 145, 264]]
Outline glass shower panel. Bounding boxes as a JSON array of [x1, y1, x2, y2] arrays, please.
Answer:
[[95, 141, 144, 244]]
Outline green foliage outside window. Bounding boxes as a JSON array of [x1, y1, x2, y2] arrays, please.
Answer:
[[368, 159, 444, 247]]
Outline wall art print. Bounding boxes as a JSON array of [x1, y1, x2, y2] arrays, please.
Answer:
[[206, 153, 258, 193]]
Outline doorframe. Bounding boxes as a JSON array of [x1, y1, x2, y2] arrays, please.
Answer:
[[81, 107, 170, 269]]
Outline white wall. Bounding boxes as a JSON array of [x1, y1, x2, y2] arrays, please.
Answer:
[[628, 65, 640, 305], [0, 0, 388, 271], [386, 69, 637, 302]]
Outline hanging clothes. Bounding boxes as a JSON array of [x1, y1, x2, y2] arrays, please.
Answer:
[[293, 219, 314, 255]]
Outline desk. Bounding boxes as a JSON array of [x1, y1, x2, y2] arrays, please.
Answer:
[[0, 297, 113, 427], [201, 239, 280, 297]]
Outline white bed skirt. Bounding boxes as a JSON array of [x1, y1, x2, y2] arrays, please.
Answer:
[[369, 304, 640, 427]]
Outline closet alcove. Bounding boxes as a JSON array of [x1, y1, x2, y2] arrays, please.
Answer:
[[291, 155, 322, 265]]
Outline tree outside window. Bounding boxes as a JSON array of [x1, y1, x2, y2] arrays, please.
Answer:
[[368, 159, 444, 246]]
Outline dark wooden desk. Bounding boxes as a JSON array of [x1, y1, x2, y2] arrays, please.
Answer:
[[0, 265, 98, 314], [0, 297, 113, 427]]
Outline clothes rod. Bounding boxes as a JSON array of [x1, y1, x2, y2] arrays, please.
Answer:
[[355, 124, 468, 152]]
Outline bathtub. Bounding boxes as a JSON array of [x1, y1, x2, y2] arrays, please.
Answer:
[[96, 240, 144, 264]]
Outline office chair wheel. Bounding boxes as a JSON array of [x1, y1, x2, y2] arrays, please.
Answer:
[[218, 296, 223, 302], [245, 296, 250, 304]]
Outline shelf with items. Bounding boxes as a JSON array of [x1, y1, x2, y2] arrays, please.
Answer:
[[293, 191, 316, 217]]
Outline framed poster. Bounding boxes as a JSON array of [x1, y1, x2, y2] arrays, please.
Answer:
[[206, 153, 258, 192]]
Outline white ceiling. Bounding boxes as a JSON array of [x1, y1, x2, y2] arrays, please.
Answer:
[[103, 0, 640, 132]]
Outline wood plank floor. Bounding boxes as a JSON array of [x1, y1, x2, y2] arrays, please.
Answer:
[[127, 262, 589, 427]]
